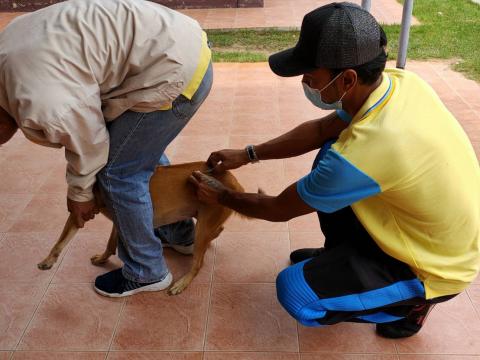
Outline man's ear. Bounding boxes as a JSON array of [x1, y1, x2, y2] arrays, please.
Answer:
[[342, 69, 358, 93]]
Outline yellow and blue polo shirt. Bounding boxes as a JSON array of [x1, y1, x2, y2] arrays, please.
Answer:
[[297, 68, 480, 299]]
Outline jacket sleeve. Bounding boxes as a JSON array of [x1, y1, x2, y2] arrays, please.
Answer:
[[43, 96, 109, 202]]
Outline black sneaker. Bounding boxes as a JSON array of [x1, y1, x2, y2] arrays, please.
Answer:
[[290, 248, 325, 264], [94, 268, 172, 298], [376, 303, 434, 338]]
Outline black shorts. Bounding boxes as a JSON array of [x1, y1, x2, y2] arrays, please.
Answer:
[[276, 205, 455, 327]]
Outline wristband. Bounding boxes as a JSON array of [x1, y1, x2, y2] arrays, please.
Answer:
[[245, 144, 259, 163]]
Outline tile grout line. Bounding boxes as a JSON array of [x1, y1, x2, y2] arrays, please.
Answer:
[[465, 288, 480, 321], [105, 297, 127, 359], [394, 351, 480, 357], [1, 193, 34, 233], [202, 240, 218, 352], [11, 230, 74, 354], [393, 341, 400, 357], [295, 321, 300, 356]]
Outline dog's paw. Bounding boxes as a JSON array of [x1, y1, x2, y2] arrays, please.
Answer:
[[37, 260, 54, 270], [167, 278, 190, 296], [90, 254, 108, 266]]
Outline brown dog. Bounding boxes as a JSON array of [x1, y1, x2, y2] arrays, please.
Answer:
[[37, 161, 244, 295]]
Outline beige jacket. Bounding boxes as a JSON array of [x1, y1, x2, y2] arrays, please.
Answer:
[[0, 0, 207, 201]]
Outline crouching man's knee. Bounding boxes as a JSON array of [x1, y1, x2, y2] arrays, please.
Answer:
[[276, 261, 326, 327]]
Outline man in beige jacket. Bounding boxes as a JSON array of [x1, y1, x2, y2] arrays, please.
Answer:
[[0, 0, 213, 297]]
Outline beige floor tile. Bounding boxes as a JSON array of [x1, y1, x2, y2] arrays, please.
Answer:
[[394, 293, 480, 354], [288, 213, 321, 232], [7, 194, 68, 233], [0, 194, 32, 232], [301, 355, 398, 360], [298, 322, 396, 353], [51, 231, 122, 284], [0, 283, 45, 350], [289, 231, 324, 252], [397, 356, 480, 360], [0, 232, 66, 283], [107, 352, 203, 360], [18, 284, 123, 351], [12, 352, 106, 360], [112, 283, 209, 351], [206, 353, 299, 360], [206, 283, 298, 351], [214, 231, 290, 283], [168, 135, 229, 163]]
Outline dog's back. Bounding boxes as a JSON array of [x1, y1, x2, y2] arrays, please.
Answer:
[[149, 161, 244, 227]]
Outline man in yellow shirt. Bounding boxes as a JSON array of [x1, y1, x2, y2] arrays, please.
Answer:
[[190, 2, 480, 338], [0, 0, 212, 297]]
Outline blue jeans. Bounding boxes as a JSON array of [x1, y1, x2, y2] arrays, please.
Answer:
[[97, 63, 213, 283]]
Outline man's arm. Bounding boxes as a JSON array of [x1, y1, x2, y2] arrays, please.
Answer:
[[207, 111, 348, 172], [220, 183, 315, 222], [189, 171, 315, 222], [254, 111, 348, 160], [41, 95, 109, 227]]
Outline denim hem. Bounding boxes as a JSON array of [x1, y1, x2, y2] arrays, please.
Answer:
[[122, 267, 170, 284]]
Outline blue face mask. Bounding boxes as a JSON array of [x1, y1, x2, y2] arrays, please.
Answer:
[[302, 72, 346, 110]]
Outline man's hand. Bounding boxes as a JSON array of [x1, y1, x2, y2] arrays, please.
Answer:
[[189, 171, 230, 205], [67, 198, 99, 228], [207, 149, 250, 173]]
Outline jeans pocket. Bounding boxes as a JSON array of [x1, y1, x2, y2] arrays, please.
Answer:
[[172, 95, 193, 121]]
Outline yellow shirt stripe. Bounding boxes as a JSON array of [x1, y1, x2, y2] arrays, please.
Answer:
[[159, 31, 211, 110]]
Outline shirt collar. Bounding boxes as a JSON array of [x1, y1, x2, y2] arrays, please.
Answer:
[[352, 72, 393, 123]]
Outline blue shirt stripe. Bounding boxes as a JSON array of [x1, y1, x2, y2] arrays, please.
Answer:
[[361, 76, 392, 118], [297, 149, 381, 213], [336, 109, 352, 123]]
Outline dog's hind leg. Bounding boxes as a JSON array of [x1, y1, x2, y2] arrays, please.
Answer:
[[91, 225, 118, 265], [168, 209, 230, 296], [38, 214, 78, 270]]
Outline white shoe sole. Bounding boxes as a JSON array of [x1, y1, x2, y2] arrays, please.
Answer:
[[94, 272, 173, 298], [162, 242, 194, 255]]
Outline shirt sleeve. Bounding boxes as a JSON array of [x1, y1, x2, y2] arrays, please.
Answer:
[[336, 109, 352, 123], [42, 96, 109, 202], [297, 148, 381, 213]]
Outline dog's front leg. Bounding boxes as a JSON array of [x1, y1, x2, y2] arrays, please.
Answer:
[[38, 214, 78, 270], [168, 218, 226, 296], [91, 225, 118, 265]]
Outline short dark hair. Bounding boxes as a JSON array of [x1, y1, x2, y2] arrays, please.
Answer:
[[331, 26, 388, 85]]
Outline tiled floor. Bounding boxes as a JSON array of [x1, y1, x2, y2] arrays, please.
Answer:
[[179, 0, 418, 28], [0, 60, 479, 359], [0, 0, 417, 30]]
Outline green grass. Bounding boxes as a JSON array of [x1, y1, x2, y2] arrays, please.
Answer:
[[206, 29, 299, 62], [206, 0, 480, 81]]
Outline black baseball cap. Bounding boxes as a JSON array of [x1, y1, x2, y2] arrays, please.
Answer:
[[269, 2, 383, 77]]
